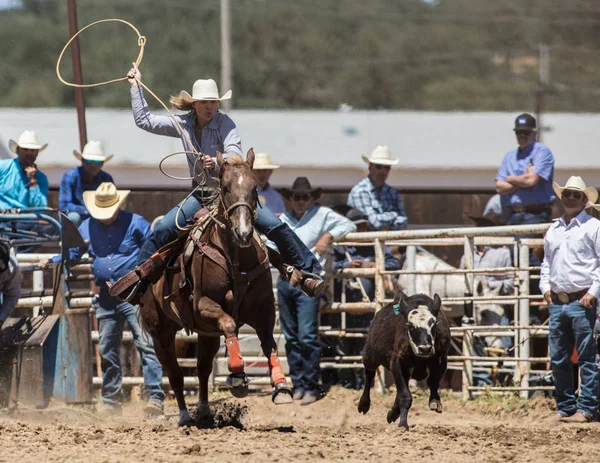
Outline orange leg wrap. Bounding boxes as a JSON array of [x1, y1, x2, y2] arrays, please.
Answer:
[[225, 337, 244, 374], [269, 355, 286, 386]]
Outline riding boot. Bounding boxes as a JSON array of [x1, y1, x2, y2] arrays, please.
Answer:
[[266, 247, 325, 298]]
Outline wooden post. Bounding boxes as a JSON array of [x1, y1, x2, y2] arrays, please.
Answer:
[[405, 245, 416, 295], [374, 239, 387, 392], [66, 0, 88, 150], [462, 236, 474, 400], [518, 244, 530, 398], [462, 329, 473, 401]]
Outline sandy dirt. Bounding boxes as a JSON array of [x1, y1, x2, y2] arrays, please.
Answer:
[[1, 387, 599, 462]]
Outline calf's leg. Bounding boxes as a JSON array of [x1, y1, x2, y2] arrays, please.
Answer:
[[358, 363, 377, 414], [389, 358, 412, 430], [428, 356, 447, 413]]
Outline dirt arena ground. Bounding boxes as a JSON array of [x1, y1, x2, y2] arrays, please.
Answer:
[[1, 387, 599, 462]]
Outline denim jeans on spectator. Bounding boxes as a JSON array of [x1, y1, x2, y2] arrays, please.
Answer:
[[277, 279, 321, 394], [96, 292, 165, 406], [548, 300, 600, 418], [506, 211, 550, 266], [136, 193, 321, 275], [66, 211, 83, 227]]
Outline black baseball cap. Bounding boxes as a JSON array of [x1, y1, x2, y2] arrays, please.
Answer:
[[513, 113, 536, 132]]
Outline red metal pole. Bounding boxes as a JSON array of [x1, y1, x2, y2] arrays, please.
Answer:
[[66, 0, 88, 151]]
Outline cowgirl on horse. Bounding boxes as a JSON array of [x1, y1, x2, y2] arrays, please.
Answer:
[[111, 64, 323, 300]]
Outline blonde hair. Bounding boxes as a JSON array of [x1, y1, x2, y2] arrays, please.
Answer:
[[169, 95, 195, 111]]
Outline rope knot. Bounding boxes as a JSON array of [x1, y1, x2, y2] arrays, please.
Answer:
[[138, 35, 147, 47]]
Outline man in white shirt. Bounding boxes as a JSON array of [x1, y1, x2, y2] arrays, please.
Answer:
[[540, 176, 600, 423], [277, 177, 355, 405]]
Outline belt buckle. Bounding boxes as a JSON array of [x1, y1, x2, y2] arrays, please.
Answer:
[[557, 292, 569, 304]]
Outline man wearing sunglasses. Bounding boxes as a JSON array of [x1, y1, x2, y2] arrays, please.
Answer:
[[59, 141, 114, 226], [278, 177, 356, 405], [540, 176, 600, 423], [348, 145, 407, 231], [495, 113, 555, 227]]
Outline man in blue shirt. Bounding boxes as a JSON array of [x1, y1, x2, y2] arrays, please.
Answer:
[[40, 182, 165, 416], [254, 152, 286, 215], [347, 146, 408, 231], [59, 141, 114, 226], [495, 113, 555, 226], [0, 131, 55, 250]]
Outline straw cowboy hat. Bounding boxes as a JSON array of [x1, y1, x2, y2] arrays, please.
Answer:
[[362, 145, 398, 166], [281, 177, 321, 200], [83, 182, 130, 220], [73, 141, 113, 163], [179, 79, 232, 103], [253, 152, 280, 170], [552, 176, 598, 206], [9, 130, 48, 154]]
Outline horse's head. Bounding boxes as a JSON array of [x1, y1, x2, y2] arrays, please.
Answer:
[[216, 148, 258, 248]]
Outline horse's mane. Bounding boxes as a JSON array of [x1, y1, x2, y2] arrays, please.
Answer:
[[224, 154, 244, 166]]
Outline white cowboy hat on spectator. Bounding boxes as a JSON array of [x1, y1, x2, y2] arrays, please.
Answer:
[[83, 182, 130, 221], [9, 130, 48, 154], [179, 79, 232, 103], [361, 145, 398, 166], [73, 141, 114, 163], [553, 176, 598, 206], [253, 152, 280, 170]]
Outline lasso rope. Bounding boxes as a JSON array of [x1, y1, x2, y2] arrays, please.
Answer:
[[56, 18, 219, 231]]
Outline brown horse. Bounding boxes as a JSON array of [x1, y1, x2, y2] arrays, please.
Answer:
[[139, 149, 293, 427]]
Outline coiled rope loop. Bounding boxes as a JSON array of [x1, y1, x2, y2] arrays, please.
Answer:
[[55, 19, 220, 231]]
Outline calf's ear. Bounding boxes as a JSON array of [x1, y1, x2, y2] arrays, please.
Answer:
[[431, 294, 442, 316]]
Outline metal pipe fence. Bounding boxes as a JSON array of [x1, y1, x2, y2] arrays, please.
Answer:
[[10, 221, 554, 399]]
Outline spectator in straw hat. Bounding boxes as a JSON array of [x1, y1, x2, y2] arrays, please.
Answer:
[[254, 152, 285, 215], [59, 141, 114, 226], [40, 182, 165, 416], [0, 130, 49, 210], [347, 145, 407, 231], [540, 176, 600, 423]]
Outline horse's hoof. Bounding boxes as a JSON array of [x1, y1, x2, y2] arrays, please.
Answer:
[[387, 408, 400, 424], [178, 410, 193, 427], [195, 404, 215, 429], [272, 383, 293, 405], [227, 373, 250, 398], [357, 397, 370, 414], [429, 400, 443, 413]]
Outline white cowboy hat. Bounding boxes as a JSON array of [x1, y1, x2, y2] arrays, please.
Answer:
[[73, 141, 114, 163], [253, 152, 280, 170], [9, 130, 48, 154], [178, 79, 232, 103], [83, 182, 130, 221], [552, 176, 598, 206], [361, 145, 398, 166]]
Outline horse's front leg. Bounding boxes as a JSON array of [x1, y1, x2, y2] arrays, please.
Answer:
[[256, 328, 293, 404], [195, 335, 220, 428], [197, 294, 249, 398]]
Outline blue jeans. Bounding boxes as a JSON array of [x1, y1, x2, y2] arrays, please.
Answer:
[[96, 292, 165, 406], [66, 211, 84, 227], [277, 279, 321, 393], [136, 193, 321, 274], [506, 211, 550, 266], [548, 301, 600, 418]]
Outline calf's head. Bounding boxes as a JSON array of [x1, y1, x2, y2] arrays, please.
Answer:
[[397, 292, 442, 358]]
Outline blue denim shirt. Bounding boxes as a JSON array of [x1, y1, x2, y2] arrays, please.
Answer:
[[0, 158, 48, 210], [496, 141, 556, 207], [53, 210, 151, 290], [59, 167, 114, 219], [130, 87, 243, 188]]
